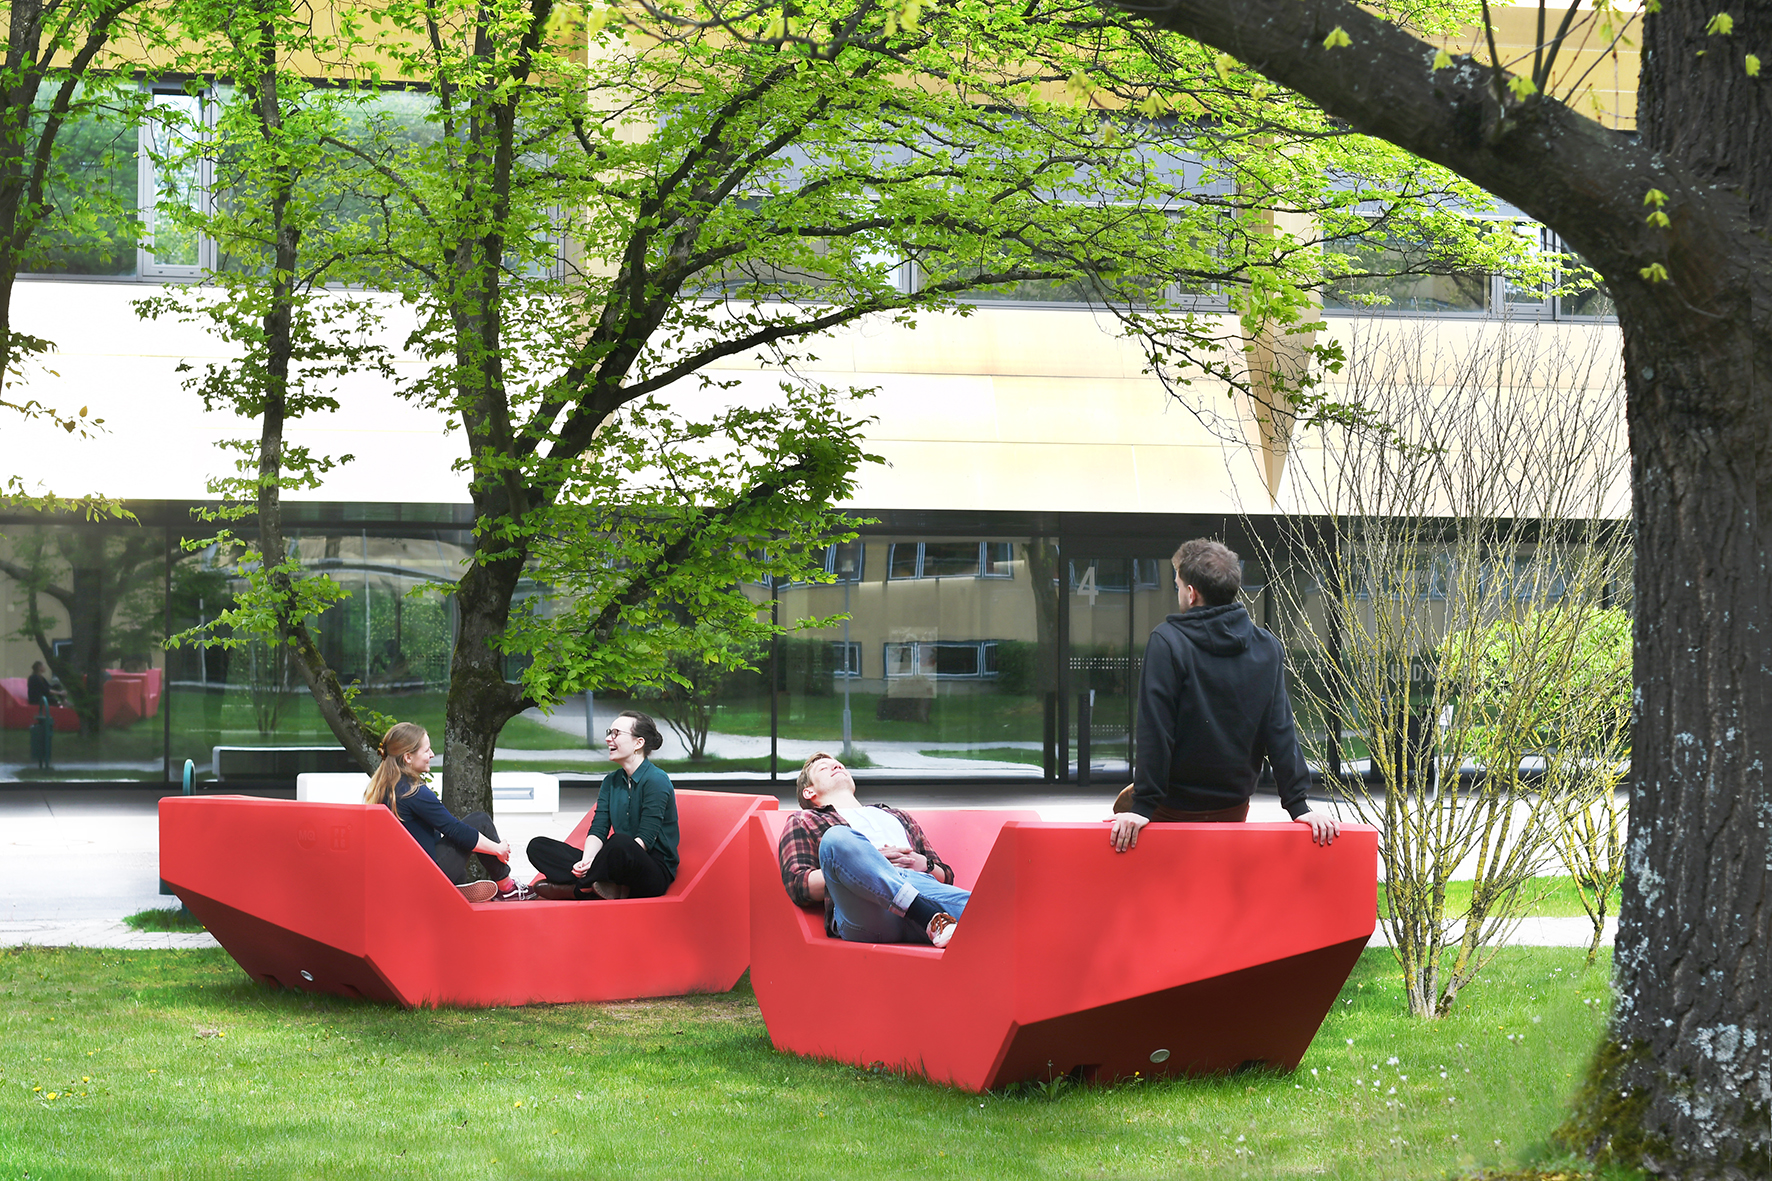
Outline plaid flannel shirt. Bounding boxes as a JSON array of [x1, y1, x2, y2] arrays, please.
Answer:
[[777, 803, 955, 937]]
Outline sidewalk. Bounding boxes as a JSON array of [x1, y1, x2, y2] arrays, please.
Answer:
[[0, 784, 1614, 950]]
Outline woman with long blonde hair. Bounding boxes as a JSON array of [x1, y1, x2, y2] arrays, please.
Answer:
[[365, 722, 535, 902]]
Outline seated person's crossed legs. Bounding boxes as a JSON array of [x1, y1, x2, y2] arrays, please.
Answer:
[[778, 751, 967, 947], [819, 825, 970, 944]]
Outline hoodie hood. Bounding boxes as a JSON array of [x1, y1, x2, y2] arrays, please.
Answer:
[[1170, 602, 1254, 657]]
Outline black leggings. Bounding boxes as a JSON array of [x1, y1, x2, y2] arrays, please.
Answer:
[[432, 811, 510, 885], [527, 832, 673, 899]]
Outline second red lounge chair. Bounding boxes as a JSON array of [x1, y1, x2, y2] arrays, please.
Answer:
[[748, 809, 1376, 1091]]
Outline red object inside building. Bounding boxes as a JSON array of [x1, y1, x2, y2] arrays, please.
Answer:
[[160, 789, 777, 1007], [748, 810, 1375, 1092]]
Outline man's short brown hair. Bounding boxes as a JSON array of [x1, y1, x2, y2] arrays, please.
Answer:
[[1172, 539, 1243, 606]]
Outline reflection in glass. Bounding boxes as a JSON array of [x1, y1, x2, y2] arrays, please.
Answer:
[[1323, 233, 1488, 313], [24, 87, 139, 276], [143, 92, 205, 270]]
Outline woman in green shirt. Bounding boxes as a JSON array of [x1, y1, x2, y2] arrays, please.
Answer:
[[528, 710, 680, 899]]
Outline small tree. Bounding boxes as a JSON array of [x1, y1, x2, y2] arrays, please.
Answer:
[[1256, 318, 1629, 1016]]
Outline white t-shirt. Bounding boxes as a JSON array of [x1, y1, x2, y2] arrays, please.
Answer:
[[838, 806, 911, 849]]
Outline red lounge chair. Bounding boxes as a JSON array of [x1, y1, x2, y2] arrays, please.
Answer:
[[748, 810, 1376, 1092], [0, 678, 79, 732], [159, 789, 778, 1008], [103, 669, 162, 726]]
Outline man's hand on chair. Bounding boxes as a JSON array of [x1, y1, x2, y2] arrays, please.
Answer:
[[1296, 810, 1340, 846], [1110, 812, 1149, 853]]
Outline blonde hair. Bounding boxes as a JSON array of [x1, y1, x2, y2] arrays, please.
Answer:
[[364, 722, 429, 811]]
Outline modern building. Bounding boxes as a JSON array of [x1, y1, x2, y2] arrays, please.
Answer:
[[0, 6, 1635, 789]]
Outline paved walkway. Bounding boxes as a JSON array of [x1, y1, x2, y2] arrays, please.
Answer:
[[0, 784, 1614, 951]]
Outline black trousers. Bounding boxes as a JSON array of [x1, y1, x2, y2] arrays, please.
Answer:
[[432, 811, 510, 885], [527, 832, 673, 899]]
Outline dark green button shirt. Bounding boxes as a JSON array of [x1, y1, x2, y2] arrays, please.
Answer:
[[589, 759, 680, 879]]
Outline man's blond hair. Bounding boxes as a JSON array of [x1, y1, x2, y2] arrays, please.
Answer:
[[796, 751, 837, 804]]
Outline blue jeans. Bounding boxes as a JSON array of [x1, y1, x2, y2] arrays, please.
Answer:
[[819, 825, 971, 944]]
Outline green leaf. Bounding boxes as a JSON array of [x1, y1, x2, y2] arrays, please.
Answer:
[[1747, 54, 1762, 76], [1639, 262, 1670, 282], [1323, 26, 1352, 49], [1432, 48, 1453, 71], [1705, 12, 1733, 35]]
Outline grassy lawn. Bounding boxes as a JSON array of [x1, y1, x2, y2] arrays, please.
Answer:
[[0, 945, 1631, 1179], [1379, 877, 1622, 922], [919, 746, 1046, 767], [1, 690, 571, 780], [711, 691, 1056, 745], [121, 908, 205, 933]]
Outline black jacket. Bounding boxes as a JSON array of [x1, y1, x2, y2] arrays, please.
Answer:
[[1130, 602, 1312, 819]]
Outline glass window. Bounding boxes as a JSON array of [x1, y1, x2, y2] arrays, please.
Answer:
[[831, 641, 861, 676], [922, 542, 981, 578], [22, 87, 140, 277], [887, 543, 920, 579], [1323, 231, 1488, 313], [140, 91, 209, 276], [830, 540, 864, 582], [982, 542, 1014, 577]]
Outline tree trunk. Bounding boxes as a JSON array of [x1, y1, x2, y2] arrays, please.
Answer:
[[1088, 0, 1771, 1169], [1555, 9, 1772, 1174], [1560, 282, 1772, 1177], [441, 551, 530, 819]]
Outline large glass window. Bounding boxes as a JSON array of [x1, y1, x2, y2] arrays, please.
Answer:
[[23, 86, 141, 277], [140, 90, 209, 276], [1322, 231, 1489, 313]]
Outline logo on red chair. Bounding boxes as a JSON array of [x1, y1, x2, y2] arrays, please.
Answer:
[[330, 825, 349, 851], [297, 827, 318, 849]]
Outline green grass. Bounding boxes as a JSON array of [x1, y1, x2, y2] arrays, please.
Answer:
[[917, 746, 1046, 767], [0, 689, 572, 779], [0, 945, 1634, 1179], [491, 752, 875, 777], [1378, 876, 1622, 921], [711, 691, 1067, 745], [121, 908, 206, 933]]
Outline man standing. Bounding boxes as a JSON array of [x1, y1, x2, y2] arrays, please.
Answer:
[[778, 752, 970, 947], [1111, 539, 1340, 853]]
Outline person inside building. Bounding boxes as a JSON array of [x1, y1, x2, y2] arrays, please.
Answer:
[[26, 661, 66, 709], [364, 721, 535, 902], [528, 710, 680, 900], [777, 751, 968, 948], [1111, 538, 1342, 853]]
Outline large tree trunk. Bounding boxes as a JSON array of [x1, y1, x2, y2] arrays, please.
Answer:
[[1558, 10, 1772, 1175], [1092, 0, 1770, 1172]]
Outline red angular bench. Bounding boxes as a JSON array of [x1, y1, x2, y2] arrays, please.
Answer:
[[159, 789, 777, 1008], [748, 810, 1376, 1092]]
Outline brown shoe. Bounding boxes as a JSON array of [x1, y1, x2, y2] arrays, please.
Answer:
[[456, 881, 497, 903], [925, 912, 957, 949], [534, 881, 582, 900], [590, 880, 631, 900]]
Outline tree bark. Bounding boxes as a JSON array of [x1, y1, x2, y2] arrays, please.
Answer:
[[1099, 0, 1770, 1172]]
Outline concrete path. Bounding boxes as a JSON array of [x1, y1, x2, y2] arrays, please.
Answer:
[[0, 784, 1614, 951]]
